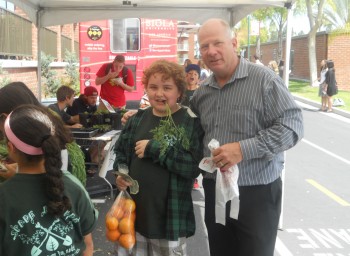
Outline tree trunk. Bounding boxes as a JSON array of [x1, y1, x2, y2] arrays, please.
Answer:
[[306, 0, 326, 86], [308, 31, 318, 85]]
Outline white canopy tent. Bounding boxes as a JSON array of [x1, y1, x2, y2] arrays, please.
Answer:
[[10, 0, 295, 98], [11, 0, 293, 28], [10, 0, 295, 227]]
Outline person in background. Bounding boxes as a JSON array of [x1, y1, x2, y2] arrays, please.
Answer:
[[198, 59, 210, 83], [325, 60, 337, 113], [183, 58, 192, 69], [66, 86, 98, 118], [48, 85, 82, 128], [191, 18, 303, 256], [181, 64, 201, 107], [0, 82, 87, 186], [181, 63, 202, 190], [278, 60, 285, 78], [0, 104, 98, 255], [95, 54, 134, 109], [268, 60, 279, 75], [253, 54, 264, 66], [139, 91, 150, 108], [317, 59, 328, 111], [114, 59, 203, 255]]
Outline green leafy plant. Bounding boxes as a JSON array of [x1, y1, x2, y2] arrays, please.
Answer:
[[41, 51, 60, 98], [150, 104, 189, 156], [62, 50, 80, 93], [93, 109, 109, 115], [66, 141, 86, 186], [0, 140, 8, 159], [0, 62, 11, 89], [93, 124, 111, 132]]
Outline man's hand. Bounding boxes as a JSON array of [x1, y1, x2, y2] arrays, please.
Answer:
[[121, 110, 137, 126], [212, 142, 243, 172], [108, 69, 119, 79], [135, 140, 149, 158]]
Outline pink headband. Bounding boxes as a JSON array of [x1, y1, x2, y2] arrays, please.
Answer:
[[4, 113, 44, 155]]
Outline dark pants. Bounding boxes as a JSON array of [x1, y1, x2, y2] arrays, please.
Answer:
[[203, 177, 282, 256]]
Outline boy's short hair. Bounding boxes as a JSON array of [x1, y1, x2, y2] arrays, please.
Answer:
[[114, 55, 125, 63], [56, 86, 75, 102], [142, 59, 187, 102]]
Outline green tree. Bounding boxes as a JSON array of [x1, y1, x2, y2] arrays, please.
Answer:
[[41, 51, 60, 98], [251, 8, 274, 58], [62, 50, 80, 93], [322, 0, 350, 30], [0, 62, 11, 88], [305, 0, 327, 85]]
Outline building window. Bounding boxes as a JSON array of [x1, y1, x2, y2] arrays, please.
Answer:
[[0, 1, 15, 12]]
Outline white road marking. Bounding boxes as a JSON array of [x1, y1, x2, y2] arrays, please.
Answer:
[[302, 139, 350, 165], [275, 237, 294, 256]]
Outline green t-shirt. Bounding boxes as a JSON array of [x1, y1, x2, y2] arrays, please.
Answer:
[[0, 171, 98, 256]]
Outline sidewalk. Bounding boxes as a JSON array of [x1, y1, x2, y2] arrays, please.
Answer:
[[293, 95, 350, 119]]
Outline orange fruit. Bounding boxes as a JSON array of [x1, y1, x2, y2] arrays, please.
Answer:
[[106, 229, 121, 242], [123, 199, 136, 213], [119, 234, 135, 249], [105, 216, 119, 230], [119, 217, 134, 234], [112, 206, 125, 220], [123, 211, 136, 222], [117, 198, 126, 208]]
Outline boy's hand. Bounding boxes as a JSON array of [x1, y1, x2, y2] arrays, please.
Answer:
[[135, 140, 149, 158], [116, 176, 132, 191]]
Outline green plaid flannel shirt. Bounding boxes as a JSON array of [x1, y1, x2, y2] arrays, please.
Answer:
[[114, 107, 204, 240]]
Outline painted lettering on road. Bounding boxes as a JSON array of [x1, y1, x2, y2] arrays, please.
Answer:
[[278, 228, 350, 256]]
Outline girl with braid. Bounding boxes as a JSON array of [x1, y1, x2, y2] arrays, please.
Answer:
[[0, 105, 98, 256]]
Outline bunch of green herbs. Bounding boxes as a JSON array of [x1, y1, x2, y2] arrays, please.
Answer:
[[150, 104, 189, 156]]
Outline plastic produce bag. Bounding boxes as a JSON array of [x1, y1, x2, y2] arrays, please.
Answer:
[[105, 190, 136, 251], [199, 139, 240, 224]]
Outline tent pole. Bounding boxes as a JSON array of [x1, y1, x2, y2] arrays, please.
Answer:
[[279, 2, 294, 230], [36, 10, 42, 102]]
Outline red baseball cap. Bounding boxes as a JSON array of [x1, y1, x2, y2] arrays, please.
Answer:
[[84, 86, 98, 97]]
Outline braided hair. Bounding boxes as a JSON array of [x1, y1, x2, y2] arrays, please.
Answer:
[[5, 105, 71, 217]]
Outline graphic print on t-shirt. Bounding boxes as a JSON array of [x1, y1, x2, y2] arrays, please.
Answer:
[[10, 206, 82, 256]]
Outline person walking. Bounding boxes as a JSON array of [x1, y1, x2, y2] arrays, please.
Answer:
[[190, 18, 304, 256], [317, 59, 328, 111], [324, 60, 337, 112], [253, 54, 264, 66]]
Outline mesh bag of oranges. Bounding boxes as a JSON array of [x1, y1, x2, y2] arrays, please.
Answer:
[[105, 190, 136, 251]]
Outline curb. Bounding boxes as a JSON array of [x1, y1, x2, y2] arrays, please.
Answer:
[[293, 95, 350, 119]]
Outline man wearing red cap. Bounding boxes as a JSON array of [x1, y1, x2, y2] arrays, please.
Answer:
[[66, 86, 98, 117]]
